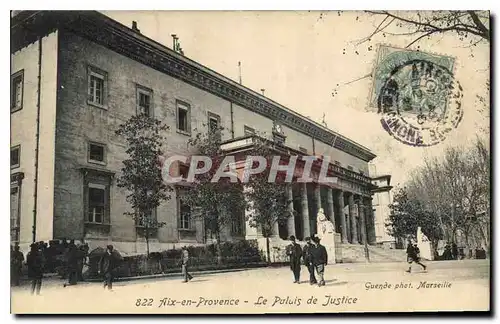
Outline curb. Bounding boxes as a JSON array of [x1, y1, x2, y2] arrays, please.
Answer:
[[85, 265, 268, 283]]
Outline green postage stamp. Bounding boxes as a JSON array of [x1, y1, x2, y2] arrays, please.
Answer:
[[370, 45, 463, 147]]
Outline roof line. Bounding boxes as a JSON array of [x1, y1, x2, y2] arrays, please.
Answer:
[[95, 11, 374, 155]]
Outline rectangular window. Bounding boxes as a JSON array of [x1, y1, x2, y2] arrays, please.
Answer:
[[87, 184, 105, 223], [179, 163, 190, 179], [208, 112, 221, 141], [298, 146, 308, 154], [347, 166, 354, 171], [11, 145, 20, 168], [87, 66, 107, 107], [231, 213, 244, 236], [137, 86, 153, 116], [88, 142, 106, 164], [83, 170, 111, 229], [208, 113, 220, 133], [359, 170, 365, 175], [11, 70, 24, 112], [334, 160, 341, 166], [177, 101, 191, 134], [179, 199, 192, 229], [137, 208, 157, 227], [244, 125, 255, 136]]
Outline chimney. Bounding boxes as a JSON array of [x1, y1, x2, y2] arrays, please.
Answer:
[[132, 21, 140, 33]]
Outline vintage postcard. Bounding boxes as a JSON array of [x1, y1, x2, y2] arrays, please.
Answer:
[[10, 10, 490, 314]]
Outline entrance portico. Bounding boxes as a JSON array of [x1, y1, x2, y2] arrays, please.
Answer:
[[220, 135, 376, 261]]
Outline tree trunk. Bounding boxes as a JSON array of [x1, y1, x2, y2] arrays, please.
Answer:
[[266, 236, 271, 265], [216, 230, 222, 265], [478, 223, 489, 258], [431, 239, 439, 260], [463, 228, 470, 259]]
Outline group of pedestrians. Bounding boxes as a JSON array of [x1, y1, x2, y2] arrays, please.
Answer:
[[10, 242, 46, 295], [286, 235, 328, 287], [10, 240, 120, 295]]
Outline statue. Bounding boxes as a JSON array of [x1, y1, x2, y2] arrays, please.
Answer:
[[316, 208, 335, 239], [316, 208, 336, 264]]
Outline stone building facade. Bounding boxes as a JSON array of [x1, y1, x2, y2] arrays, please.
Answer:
[[11, 11, 381, 256], [371, 175, 395, 248]]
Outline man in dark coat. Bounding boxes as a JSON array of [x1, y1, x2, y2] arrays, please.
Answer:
[[64, 244, 80, 287], [26, 243, 44, 295], [99, 245, 121, 291], [310, 236, 328, 287], [406, 239, 427, 273], [302, 237, 317, 285], [180, 246, 193, 283], [77, 244, 89, 281], [11, 245, 24, 287], [286, 236, 302, 284]]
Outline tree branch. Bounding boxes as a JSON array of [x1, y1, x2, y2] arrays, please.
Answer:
[[364, 10, 490, 46], [467, 10, 490, 40], [354, 16, 394, 45], [405, 30, 437, 48]]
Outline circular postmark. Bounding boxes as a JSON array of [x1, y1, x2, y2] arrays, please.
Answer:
[[377, 59, 463, 147]]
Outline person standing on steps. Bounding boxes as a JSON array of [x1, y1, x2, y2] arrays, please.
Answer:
[[286, 236, 302, 284], [406, 239, 427, 273], [302, 237, 317, 285]]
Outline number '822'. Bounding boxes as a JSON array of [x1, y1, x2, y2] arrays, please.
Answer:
[[136, 298, 154, 307]]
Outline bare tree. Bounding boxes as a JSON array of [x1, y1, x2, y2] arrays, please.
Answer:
[[357, 11, 489, 48], [404, 138, 490, 257]]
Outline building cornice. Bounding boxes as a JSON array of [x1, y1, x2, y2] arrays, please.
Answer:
[[371, 174, 392, 187], [371, 185, 393, 193], [220, 135, 373, 190], [11, 11, 377, 162]]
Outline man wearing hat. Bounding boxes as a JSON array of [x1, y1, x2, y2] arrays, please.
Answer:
[[26, 243, 44, 295], [310, 236, 328, 287], [286, 236, 302, 283], [302, 237, 317, 285], [99, 245, 121, 291]]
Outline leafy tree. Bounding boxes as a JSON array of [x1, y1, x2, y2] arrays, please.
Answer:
[[245, 136, 292, 263], [115, 114, 171, 256], [385, 187, 443, 257], [182, 125, 247, 264]]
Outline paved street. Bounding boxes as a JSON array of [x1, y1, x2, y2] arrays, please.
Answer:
[[11, 259, 489, 314]]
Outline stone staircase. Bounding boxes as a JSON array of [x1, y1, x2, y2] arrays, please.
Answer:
[[341, 244, 407, 263]]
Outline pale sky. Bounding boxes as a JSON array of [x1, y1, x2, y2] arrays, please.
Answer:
[[104, 11, 490, 186]]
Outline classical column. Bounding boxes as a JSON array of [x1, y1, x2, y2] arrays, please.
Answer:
[[313, 184, 321, 235], [301, 183, 311, 238], [287, 184, 296, 238], [348, 193, 357, 244], [337, 190, 348, 243], [326, 187, 335, 228], [358, 198, 367, 245]]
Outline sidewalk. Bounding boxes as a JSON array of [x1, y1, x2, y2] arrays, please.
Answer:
[[12, 258, 489, 290]]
